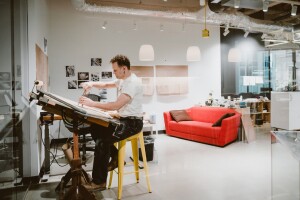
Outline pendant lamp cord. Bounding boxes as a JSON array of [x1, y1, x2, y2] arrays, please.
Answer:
[[204, 1, 207, 29]]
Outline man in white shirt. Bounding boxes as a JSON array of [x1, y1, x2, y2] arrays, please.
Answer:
[[79, 55, 143, 191]]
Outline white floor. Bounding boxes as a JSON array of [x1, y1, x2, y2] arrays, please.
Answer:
[[26, 124, 273, 200]]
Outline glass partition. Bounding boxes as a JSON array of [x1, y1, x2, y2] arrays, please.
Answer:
[[0, 0, 29, 199], [228, 49, 300, 97], [271, 131, 300, 200]]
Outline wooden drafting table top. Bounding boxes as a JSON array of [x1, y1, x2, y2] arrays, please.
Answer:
[[37, 91, 119, 127]]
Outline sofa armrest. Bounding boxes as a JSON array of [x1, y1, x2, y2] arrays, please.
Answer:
[[163, 111, 173, 133], [219, 113, 241, 145]]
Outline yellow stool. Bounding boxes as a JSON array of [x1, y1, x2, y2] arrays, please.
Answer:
[[108, 131, 152, 199]]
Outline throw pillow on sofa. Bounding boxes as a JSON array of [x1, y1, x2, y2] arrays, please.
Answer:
[[212, 113, 235, 127], [169, 110, 192, 122]]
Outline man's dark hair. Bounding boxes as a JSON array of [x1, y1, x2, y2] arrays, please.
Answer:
[[110, 54, 130, 69]]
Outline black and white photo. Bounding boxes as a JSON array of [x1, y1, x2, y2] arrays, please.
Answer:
[[0, 81, 11, 90], [15, 81, 22, 90], [0, 72, 11, 81], [66, 65, 75, 77], [91, 58, 102, 66], [101, 71, 112, 80], [68, 80, 77, 89], [78, 72, 89, 80], [17, 65, 21, 77], [91, 72, 100, 81], [78, 80, 88, 89]]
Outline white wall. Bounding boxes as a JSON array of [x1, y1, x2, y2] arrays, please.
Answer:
[[48, 0, 221, 137], [27, 0, 49, 177]]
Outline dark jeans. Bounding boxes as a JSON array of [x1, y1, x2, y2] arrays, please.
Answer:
[[90, 118, 143, 184]]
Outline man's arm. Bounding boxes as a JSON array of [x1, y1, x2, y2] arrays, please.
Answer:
[[81, 81, 117, 92], [79, 93, 131, 111]]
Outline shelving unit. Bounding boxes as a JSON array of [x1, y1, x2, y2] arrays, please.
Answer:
[[247, 101, 271, 126]]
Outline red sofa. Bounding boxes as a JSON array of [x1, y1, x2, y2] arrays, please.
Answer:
[[163, 106, 241, 147]]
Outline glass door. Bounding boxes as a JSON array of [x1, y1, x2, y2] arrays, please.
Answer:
[[0, 0, 29, 199]]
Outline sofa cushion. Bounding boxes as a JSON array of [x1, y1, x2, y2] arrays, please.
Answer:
[[169, 110, 192, 122], [212, 113, 235, 127], [169, 121, 221, 138]]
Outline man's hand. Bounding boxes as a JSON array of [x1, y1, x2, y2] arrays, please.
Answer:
[[79, 96, 95, 107], [107, 110, 120, 118], [80, 82, 94, 93]]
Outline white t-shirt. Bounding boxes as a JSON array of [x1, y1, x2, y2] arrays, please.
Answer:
[[114, 73, 143, 117]]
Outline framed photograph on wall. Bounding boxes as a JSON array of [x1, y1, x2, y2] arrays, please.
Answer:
[[15, 81, 22, 90], [0, 81, 11, 90], [91, 72, 100, 81], [78, 80, 88, 89], [78, 72, 89, 81], [68, 80, 77, 89], [66, 65, 75, 77], [17, 65, 21, 77], [101, 71, 112, 80], [44, 37, 48, 53], [0, 72, 11, 81], [91, 58, 102, 66]]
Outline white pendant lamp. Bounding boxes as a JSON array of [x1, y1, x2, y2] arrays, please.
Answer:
[[139, 44, 154, 61], [186, 46, 201, 61], [228, 47, 241, 62]]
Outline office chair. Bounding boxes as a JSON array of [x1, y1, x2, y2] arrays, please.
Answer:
[[64, 93, 101, 165]]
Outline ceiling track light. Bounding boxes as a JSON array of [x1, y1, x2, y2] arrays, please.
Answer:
[[261, 33, 267, 39], [223, 29, 230, 36], [234, 0, 240, 9], [263, 1, 269, 12], [244, 31, 249, 38], [291, 5, 297, 16], [102, 21, 107, 29], [223, 26, 230, 36]]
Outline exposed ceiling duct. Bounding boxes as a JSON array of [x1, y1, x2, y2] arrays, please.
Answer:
[[71, 0, 202, 22], [70, 0, 293, 37]]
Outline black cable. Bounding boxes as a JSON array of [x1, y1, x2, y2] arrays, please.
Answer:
[[39, 109, 88, 169], [50, 121, 60, 166], [49, 120, 60, 166], [49, 120, 69, 166], [61, 109, 85, 128], [38, 124, 68, 168]]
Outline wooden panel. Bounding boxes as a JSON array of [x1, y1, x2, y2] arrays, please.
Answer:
[[156, 65, 188, 95], [131, 66, 154, 77], [156, 65, 188, 77], [236, 107, 256, 143], [131, 66, 154, 96], [36, 44, 48, 91]]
